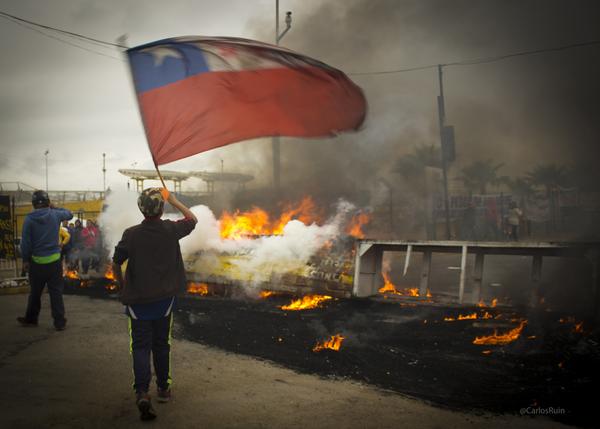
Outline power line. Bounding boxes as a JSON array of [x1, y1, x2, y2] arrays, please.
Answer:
[[1, 14, 123, 61], [1, 9, 599, 74], [349, 40, 600, 76], [0, 10, 126, 49]]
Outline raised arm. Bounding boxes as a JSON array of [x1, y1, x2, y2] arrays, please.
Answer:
[[163, 189, 197, 223]]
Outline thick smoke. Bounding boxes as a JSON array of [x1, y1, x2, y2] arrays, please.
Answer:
[[234, 0, 600, 205], [99, 190, 356, 285]]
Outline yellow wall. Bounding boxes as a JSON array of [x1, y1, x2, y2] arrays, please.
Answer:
[[15, 200, 104, 236]]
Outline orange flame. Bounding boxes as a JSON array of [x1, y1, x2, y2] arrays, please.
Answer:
[[187, 282, 209, 295], [472, 320, 527, 345], [219, 207, 270, 239], [573, 322, 584, 333], [477, 298, 498, 308], [272, 197, 321, 235], [378, 272, 424, 297], [444, 311, 493, 322], [260, 290, 276, 299], [64, 269, 80, 280], [313, 334, 345, 352], [346, 213, 371, 238], [105, 283, 118, 292], [405, 287, 420, 297], [104, 265, 115, 281], [281, 295, 332, 311], [379, 271, 402, 295], [219, 197, 322, 239]]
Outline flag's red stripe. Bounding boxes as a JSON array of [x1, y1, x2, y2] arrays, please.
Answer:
[[138, 66, 366, 165]]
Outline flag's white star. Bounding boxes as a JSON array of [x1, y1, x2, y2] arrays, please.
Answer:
[[140, 47, 183, 66]]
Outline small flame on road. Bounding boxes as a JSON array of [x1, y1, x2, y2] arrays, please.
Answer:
[[477, 298, 498, 308], [473, 320, 527, 346], [104, 265, 115, 281], [313, 334, 345, 352], [444, 311, 493, 322], [281, 295, 332, 310], [188, 282, 209, 295], [379, 272, 426, 297], [64, 269, 80, 280], [105, 283, 118, 292], [260, 290, 276, 299]]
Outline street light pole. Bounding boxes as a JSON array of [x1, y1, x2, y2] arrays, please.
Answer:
[[272, 1, 292, 190], [44, 150, 49, 192], [102, 153, 106, 192], [437, 65, 452, 239]]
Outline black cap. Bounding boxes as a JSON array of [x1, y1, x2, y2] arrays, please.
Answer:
[[32, 190, 50, 208]]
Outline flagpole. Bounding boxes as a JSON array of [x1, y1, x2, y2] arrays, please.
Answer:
[[154, 162, 167, 190]]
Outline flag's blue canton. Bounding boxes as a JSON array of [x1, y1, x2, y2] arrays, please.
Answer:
[[128, 41, 210, 93]]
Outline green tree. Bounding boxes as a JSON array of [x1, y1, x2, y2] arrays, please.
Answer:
[[394, 144, 441, 181], [526, 164, 569, 229], [393, 144, 442, 238], [456, 159, 505, 195]]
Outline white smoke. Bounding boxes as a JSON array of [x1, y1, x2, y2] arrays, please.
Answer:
[[98, 189, 143, 254], [99, 190, 356, 286]]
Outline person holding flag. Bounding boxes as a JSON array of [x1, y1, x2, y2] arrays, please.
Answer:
[[112, 188, 197, 421]]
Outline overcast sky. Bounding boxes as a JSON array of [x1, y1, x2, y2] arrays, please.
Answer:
[[0, 0, 279, 191], [1, 0, 599, 194]]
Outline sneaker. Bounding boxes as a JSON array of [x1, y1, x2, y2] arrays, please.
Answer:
[[54, 319, 67, 331], [157, 388, 171, 403], [136, 392, 157, 421], [17, 317, 38, 327]]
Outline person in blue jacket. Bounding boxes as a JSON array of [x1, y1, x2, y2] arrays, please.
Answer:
[[18, 190, 73, 330]]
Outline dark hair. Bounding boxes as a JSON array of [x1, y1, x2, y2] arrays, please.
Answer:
[[32, 190, 50, 208]]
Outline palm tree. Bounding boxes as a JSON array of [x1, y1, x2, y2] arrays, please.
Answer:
[[526, 164, 569, 230], [393, 145, 442, 238], [526, 164, 568, 192], [456, 159, 504, 195], [503, 177, 535, 204], [394, 144, 441, 182]]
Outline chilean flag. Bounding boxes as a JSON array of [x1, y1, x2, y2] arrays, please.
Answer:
[[127, 37, 367, 165]]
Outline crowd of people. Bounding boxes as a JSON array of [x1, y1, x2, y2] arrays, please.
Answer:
[[459, 199, 525, 241], [59, 218, 104, 275]]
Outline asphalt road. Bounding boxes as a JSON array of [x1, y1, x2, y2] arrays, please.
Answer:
[[0, 293, 570, 429]]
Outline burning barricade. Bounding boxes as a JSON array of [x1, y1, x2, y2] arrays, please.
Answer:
[[183, 197, 368, 299]]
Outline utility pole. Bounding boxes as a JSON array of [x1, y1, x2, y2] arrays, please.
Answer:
[[102, 153, 106, 192], [44, 150, 49, 192], [437, 65, 452, 239], [272, 1, 292, 189]]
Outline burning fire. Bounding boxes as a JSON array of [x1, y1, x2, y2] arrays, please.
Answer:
[[477, 298, 498, 308], [105, 283, 118, 292], [64, 269, 80, 280], [260, 290, 276, 299], [104, 265, 115, 281], [379, 271, 401, 295], [378, 272, 426, 298], [472, 320, 527, 346], [444, 311, 493, 322], [346, 213, 371, 238], [281, 295, 332, 310], [313, 334, 345, 352], [187, 282, 209, 295], [219, 197, 322, 239]]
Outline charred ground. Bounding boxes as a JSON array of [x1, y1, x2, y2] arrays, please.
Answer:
[[65, 281, 598, 428]]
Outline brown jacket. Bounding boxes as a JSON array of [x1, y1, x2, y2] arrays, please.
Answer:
[[113, 217, 195, 305]]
